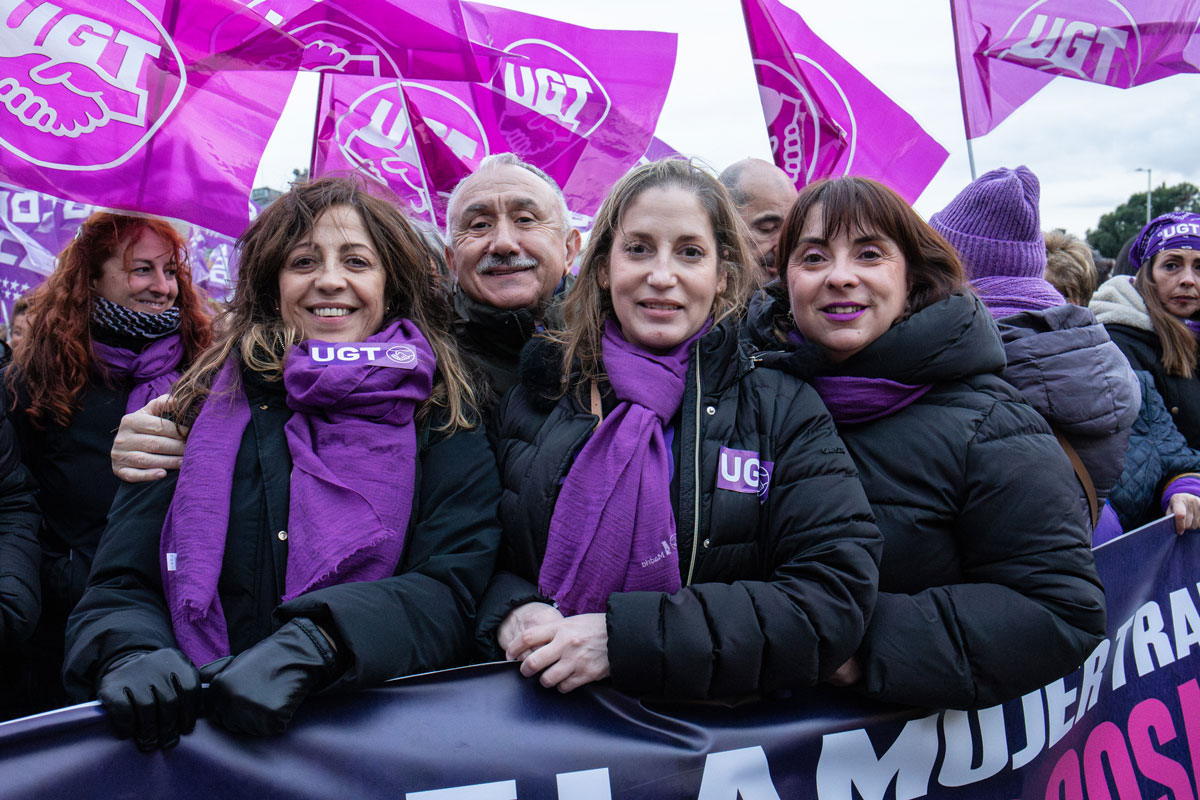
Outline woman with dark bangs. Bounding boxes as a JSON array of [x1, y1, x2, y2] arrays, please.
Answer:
[[64, 177, 500, 750], [3, 213, 211, 714], [745, 176, 1105, 709]]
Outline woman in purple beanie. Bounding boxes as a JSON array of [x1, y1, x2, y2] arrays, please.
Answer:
[[747, 176, 1104, 709], [63, 177, 501, 749], [477, 159, 882, 699], [928, 165, 1139, 534]]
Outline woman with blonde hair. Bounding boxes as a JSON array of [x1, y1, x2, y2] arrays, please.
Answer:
[[477, 160, 881, 698], [65, 177, 501, 749]]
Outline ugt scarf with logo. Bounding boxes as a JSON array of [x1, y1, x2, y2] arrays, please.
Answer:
[[161, 320, 435, 665], [539, 319, 710, 616]]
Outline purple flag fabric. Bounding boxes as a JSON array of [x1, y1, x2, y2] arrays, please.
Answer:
[[465, 2, 677, 224], [638, 136, 684, 165], [279, 0, 506, 82], [312, 74, 589, 226], [741, 0, 948, 203], [952, 0, 1200, 139], [0, 0, 298, 237]]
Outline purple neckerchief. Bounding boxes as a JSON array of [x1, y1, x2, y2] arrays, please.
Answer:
[[1163, 475, 1200, 515], [92, 335, 185, 413], [971, 276, 1066, 320], [786, 328, 932, 424], [539, 318, 711, 615], [1183, 319, 1200, 339], [161, 320, 435, 665]]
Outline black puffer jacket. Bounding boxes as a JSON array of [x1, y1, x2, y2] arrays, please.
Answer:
[[63, 364, 502, 699], [1091, 275, 1200, 449], [755, 293, 1106, 709], [478, 320, 883, 699], [0, 411, 40, 647]]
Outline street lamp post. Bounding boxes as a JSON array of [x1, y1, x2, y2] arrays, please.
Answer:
[[1136, 168, 1152, 225]]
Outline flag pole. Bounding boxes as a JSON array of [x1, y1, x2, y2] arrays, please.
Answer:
[[947, 0, 977, 180], [308, 72, 324, 183]]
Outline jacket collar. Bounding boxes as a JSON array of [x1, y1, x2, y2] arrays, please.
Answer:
[[1090, 275, 1154, 333]]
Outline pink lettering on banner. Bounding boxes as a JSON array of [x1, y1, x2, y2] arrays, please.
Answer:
[[716, 446, 773, 503], [308, 343, 419, 369]]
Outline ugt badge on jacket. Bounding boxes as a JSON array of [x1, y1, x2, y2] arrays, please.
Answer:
[[717, 446, 773, 504]]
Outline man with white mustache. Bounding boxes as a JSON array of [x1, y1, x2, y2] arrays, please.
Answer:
[[444, 153, 582, 396], [111, 153, 582, 480]]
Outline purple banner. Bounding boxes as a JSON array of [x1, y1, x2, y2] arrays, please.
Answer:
[[951, 0, 1200, 138], [741, 0, 948, 203], [0, 0, 298, 236], [1, 516, 1195, 798]]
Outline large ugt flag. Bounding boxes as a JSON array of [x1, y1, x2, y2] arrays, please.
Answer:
[[741, 0, 948, 204], [951, 0, 1200, 139], [0, 0, 300, 237]]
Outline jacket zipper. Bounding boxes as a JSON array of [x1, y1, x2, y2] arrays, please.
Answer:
[[685, 347, 702, 586]]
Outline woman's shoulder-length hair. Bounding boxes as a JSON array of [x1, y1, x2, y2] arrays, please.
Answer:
[[776, 176, 967, 317], [552, 158, 761, 387], [171, 175, 482, 431], [9, 212, 211, 429]]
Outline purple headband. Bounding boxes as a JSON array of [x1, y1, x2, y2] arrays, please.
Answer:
[[1130, 212, 1200, 270]]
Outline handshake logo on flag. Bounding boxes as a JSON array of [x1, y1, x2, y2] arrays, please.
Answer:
[[0, 0, 184, 168], [754, 54, 851, 185]]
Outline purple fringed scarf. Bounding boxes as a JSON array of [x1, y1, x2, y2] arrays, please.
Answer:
[[92, 335, 185, 413], [161, 320, 435, 665], [787, 329, 932, 424], [971, 275, 1066, 320], [538, 319, 710, 615]]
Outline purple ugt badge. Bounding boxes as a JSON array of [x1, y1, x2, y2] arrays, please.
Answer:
[[717, 446, 773, 504]]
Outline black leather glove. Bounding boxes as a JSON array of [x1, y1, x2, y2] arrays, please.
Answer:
[[204, 617, 347, 736], [96, 648, 201, 752]]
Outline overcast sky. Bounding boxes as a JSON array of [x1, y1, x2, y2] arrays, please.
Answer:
[[254, 0, 1200, 240]]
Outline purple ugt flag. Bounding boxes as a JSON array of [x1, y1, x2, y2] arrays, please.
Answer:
[[312, 74, 589, 228], [464, 1, 677, 225], [742, 0, 948, 204], [952, 0, 1200, 139], [0, 0, 299, 237]]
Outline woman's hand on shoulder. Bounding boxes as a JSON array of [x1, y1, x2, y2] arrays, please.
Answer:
[[111, 395, 189, 482], [497, 601, 563, 662], [516, 612, 610, 693]]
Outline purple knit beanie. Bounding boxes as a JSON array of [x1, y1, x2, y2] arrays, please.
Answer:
[[929, 166, 1064, 317]]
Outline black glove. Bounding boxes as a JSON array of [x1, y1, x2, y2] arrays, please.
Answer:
[[204, 617, 347, 736], [96, 648, 201, 752]]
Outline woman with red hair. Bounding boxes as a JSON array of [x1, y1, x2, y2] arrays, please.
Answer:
[[4, 212, 210, 715]]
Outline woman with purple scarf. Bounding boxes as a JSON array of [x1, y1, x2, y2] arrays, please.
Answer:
[[477, 160, 882, 698], [3, 213, 211, 716], [747, 176, 1105, 709], [63, 178, 501, 750]]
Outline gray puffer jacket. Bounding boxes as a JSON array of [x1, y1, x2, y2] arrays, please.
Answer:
[[996, 304, 1139, 515]]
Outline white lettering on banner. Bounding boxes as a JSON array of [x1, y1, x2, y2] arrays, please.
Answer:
[[816, 715, 939, 800], [939, 706, 1007, 786], [10, 191, 38, 225], [1045, 676, 1077, 748], [406, 781, 517, 800], [695, 747, 781, 800], [555, 768, 612, 800]]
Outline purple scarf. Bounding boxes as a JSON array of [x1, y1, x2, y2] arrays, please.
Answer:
[[538, 319, 710, 615], [1184, 319, 1200, 339], [161, 320, 435, 665], [787, 329, 931, 424], [92, 335, 185, 413], [971, 275, 1066, 320]]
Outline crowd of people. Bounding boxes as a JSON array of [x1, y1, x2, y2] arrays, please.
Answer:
[[0, 152, 1196, 753]]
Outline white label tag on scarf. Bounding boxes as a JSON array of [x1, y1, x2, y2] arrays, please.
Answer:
[[308, 344, 418, 369], [166, 553, 177, 572]]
